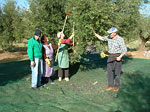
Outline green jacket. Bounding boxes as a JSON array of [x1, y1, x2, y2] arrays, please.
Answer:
[[27, 37, 43, 61]]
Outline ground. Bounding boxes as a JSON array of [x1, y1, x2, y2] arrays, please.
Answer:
[[0, 50, 150, 112], [127, 50, 150, 59]]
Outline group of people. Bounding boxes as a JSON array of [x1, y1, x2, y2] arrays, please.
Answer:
[[27, 29, 74, 90], [27, 27, 127, 92]]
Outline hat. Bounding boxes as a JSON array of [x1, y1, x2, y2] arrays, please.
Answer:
[[34, 29, 41, 36], [57, 31, 63, 38], [107, 27, 118, 34]]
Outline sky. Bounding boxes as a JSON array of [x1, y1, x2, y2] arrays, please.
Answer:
[[0, 0, 29, 9], [139, 2, 150, 16], [0, 0, 150, 16]]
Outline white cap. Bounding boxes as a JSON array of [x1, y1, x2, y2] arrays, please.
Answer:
[[107, 27, 118, 34], [57, 31, 63, 38]]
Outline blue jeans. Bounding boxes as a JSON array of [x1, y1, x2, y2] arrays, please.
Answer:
[[31, 58, 43, 87]]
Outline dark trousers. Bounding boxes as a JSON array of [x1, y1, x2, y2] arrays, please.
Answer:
[[41, 77, 49, 85], [107, 57, 122, 87], [58, 68, 69, 78]]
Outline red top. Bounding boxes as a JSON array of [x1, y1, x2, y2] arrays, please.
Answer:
[[61, 38, 73, 46]]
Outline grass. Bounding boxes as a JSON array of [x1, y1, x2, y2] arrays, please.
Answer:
[[0, 54, 150, 112]]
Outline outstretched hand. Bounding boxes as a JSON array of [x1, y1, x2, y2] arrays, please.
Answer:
[[91, 28, 97, 37], [58, 39, 61, 46], [69, 32, 74, 39], [94, 32, 103, 40], [94, 32, 99, 38]]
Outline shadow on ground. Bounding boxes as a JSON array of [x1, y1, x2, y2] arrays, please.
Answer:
[[127, 47, 138, 52], [52, 53, 132, 82], [109, 71, 150, 112], [0, 53, 133, 86], [80, 53, 132, 71], [0, 60, 30, 86]]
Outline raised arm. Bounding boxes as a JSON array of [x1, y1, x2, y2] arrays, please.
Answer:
[[61, 38, 73, 46], [94, 32, 103, 40], [52, 44, 58, 51], [61, 32, 74, 44], [61, 38, 71, 44], [69, 32, 74, 39]]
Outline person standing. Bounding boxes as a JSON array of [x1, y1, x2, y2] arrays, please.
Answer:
[[27, 29, 43, 89], [57, 31, 74, 82], [94, 27, 127, 92], [41, 34, 58, 85]]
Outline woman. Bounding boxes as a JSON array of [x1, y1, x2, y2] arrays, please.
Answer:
[[57, 31, 74, 82], [41, 35, 57, 85]]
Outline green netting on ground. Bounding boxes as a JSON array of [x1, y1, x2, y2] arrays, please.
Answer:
[[0, 54, 150, 112]]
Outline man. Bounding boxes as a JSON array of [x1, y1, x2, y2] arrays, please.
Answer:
[[27, 29, 43, 89], [94, 27, 127, 92]]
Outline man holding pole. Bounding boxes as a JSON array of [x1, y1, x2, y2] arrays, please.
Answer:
[[94, 27, 127, 92]]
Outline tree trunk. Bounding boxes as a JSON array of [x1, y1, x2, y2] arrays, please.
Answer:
[[139, 31, 149, 50], [139, 36, 146, 50]]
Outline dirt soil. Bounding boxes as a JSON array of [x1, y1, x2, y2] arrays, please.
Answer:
[[0, 50, 149, 63], [0, 51, 28, 63], [127, 50, 150, 59]]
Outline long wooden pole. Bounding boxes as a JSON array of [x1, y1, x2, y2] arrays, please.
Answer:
[[55, 15, 68, 62], [62, 16, 68, 32], [55, 39, 61, 62], [73, 22, 75, 46]]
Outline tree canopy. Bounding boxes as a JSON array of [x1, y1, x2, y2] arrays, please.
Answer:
[[0, 0, 149, 61]]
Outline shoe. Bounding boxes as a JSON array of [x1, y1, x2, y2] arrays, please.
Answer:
[[58, 77, 62, 82], [37, 86, 41, 90], [106, 87, 114, 91], [114, 87, 119, 92], [41, 84, 46, 87], [64, 77, 69, 82], [32, 87, 39, 90], [49, 79, 54, 84], [50, 82, 54, 84]]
